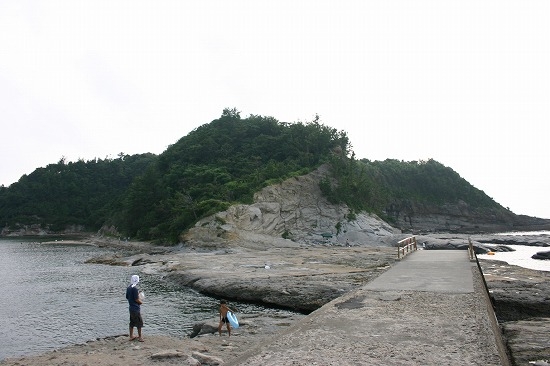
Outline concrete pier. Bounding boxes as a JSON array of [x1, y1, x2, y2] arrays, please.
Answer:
[[229, 250, 509, 365]]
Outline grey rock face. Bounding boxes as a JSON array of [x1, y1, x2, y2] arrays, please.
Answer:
[[501, 319, 550, 365], [479, 260, 550, 365], [385, 200, 550, 233], [185, 165, 401, 248]]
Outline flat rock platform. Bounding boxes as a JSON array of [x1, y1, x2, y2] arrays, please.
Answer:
[[229, 250, 510, 365]]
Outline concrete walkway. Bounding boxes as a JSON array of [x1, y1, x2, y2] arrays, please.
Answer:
[[229, 250, 509, 365]]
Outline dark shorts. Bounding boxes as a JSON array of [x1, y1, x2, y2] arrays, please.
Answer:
[[221, 316, 228, 324], [129, 311, 143, 328]]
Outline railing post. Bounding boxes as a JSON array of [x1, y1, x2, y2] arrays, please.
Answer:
[[468, 237, 475, 261], [397, 236, 418, 259]]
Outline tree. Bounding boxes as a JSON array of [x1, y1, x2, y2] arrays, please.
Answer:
[[221, 107, 241, 119]]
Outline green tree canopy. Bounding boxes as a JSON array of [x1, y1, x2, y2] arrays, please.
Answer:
[[0, 109, 511, 244], [114, 110, 350, 242], [0, 154, 157, 231]]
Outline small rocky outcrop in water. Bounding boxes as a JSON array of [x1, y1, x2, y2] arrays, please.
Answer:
[[532, 250, 550, 260], [409, 234, 533, 254]]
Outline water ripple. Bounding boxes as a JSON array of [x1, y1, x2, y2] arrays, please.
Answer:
[[0, 238, 297, 361]]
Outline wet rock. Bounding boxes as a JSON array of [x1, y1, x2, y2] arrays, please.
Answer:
[[532, 251, 550, 260], [500, 318, 550, 366], [477, 234, 550, 247], [189, 322, 218, 338], [415, 233, 550, 256], [480, 261, 550, 322], [415, 235, 512, 254], [478, 259, 550, 365]]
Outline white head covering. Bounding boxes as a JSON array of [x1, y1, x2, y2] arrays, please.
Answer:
[[130, 275, 140, 287]]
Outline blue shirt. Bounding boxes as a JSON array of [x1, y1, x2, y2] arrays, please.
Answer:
[[126, 286, 140, 312]]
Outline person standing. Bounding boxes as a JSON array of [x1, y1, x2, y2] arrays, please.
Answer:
[[126, 274, 144, 342], [218, 300, 236, 337]]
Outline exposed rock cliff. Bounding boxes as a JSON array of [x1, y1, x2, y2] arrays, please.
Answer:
[[183, 165, 401, 247], [183, 165, 549, 247], [386, 200, 550, 233]]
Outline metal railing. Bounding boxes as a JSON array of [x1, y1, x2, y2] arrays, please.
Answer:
[[397, 236, 417, 259]]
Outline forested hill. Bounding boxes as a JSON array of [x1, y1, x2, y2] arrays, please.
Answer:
[[0, 109, 541, 242], [115, 108, 350, 242], [0, 153, 157, 232]]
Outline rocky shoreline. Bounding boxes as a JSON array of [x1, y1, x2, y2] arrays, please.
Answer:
[[479, 259, 550, 365], [1, 232, 549, 365], [87, 235, 399, 313]]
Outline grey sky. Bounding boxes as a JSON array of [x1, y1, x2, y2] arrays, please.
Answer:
[[1, 1, 548, 219]]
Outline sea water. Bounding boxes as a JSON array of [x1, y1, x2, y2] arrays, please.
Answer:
[[477, 231, 550, 272], [0, 238, 296, 361]]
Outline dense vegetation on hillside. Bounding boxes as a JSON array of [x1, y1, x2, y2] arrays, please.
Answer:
[[322, 156, 500, 222], [0, 108, 507, 242], [114, 108, 350, 242], [362, 158, 496, 207], [0, 154, 157, 231]]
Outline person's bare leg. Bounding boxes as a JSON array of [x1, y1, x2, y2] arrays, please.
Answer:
[[129, 326, 137, 341], [227, 324, 231, 337], [218, 321, 223, 336], [137, 327, 143, 342]]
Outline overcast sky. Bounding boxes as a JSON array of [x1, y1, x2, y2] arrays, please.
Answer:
[[1, 1, 548, 219]]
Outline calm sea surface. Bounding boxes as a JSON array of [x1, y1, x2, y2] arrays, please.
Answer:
[[0, 238, 296, 361], [477, 230, 550, 271]]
